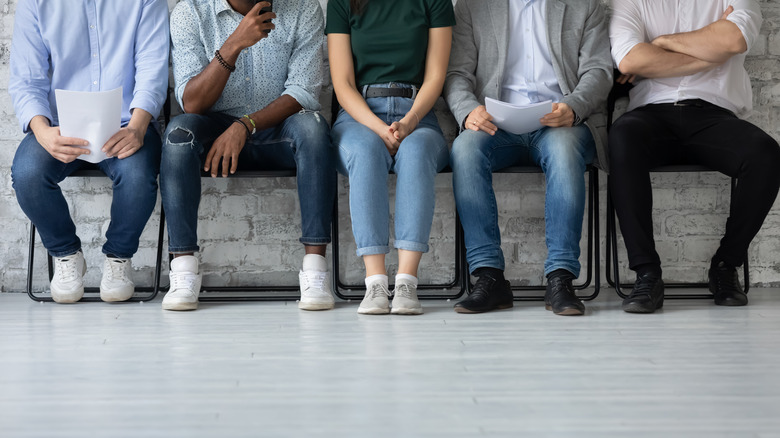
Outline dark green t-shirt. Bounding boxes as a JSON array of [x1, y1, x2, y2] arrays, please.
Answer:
[[325, 0, 455, 88]]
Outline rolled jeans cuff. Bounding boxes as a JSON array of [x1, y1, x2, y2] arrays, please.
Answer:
[[169, 245, 200, 254], [356, 245, 390, 257], [544, 261, 581, 279], [394, 240, 429, 254], [299, 237, 331, 246]]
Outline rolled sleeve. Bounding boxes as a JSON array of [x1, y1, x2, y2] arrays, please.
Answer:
[[9, 0, 54, 133], [282, 0, 325, 111], [130, 0, 170, 118], [609, 0, 645, 70], [726, 1, 762, 52], [170, 2, 210, 111]]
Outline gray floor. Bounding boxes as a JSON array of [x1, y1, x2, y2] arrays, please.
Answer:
[[1, 289, 779, 438]]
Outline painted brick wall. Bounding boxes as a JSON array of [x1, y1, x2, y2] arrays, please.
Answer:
[[1, 0, 779, 292]]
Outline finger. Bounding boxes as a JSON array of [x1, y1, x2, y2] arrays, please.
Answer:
[[230, 153, 239, 174], [221, 152, 231, 177], [105, 137, 132, 157], [482, 121, 497, 135], [249, 1, 266, 13], [53, 144, 91, 156], [116, 143, 142, 160], [59, 136, 89, 147], [204, 147, 216, 172], [102, 130, 125, 152], [628, 75, 637, 83], [209, 149, 223, 177]]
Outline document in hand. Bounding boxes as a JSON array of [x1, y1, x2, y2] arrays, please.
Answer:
[[55, 87, 122, 164], [485, 97, 552, 136]]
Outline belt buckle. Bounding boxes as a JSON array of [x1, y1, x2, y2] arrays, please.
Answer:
[[673, 101, 687, 107], [410, 85, 419, 100]]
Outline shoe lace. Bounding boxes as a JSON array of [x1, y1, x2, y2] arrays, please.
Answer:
[[471, 275, 495, 298], [170, 271, 199, 293], [715, 263, 740, 291], [106, 259, 130, 282], [368, 282, 389, 299], [631, 276, 658, 298], [55, 255, 80, 282], [302, 271, 328, 291], [394, 283, 414, 299]]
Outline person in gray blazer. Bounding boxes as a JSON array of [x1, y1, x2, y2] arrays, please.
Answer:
[[444, 0, 612, 315]]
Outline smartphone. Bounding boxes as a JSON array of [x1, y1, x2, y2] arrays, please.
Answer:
[[256, 0, 273, 34]]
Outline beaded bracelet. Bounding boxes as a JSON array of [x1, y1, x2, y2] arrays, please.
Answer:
[[214, 50, 236, 72], [233, 118, 251, 140]]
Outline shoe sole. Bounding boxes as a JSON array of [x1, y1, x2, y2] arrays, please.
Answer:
[[162, 302, 199, 311], [454, 303, 513, 314], [100, 288, 135, 302], [299, 302, 335, 311], [390, 308, 423, 315], [357, 307, 390, 315], [714, 298, 748, 306], [544, 305, 584, 316], [622, 301, 663, 314], [51, 292, 84, 304]]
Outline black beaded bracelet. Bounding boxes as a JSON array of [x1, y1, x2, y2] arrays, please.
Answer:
[[233, 118, 251, 140], [214, 50, 236, 72]]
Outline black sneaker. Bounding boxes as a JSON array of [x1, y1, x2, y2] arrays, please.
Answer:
[[708, 261, 748, 306], [622, 273, 664, 314], [545, 273, 584, 316], [454, 271, 513, 314]]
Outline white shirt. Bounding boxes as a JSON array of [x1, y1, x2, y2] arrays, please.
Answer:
[[609, 0, 762, 117], [501, 0, 563, 105]]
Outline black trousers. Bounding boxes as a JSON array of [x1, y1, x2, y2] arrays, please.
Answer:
[[609, 101, 780, 271]]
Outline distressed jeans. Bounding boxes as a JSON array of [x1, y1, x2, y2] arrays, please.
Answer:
[[450, 125, 595, 277], [331, 84, 449, 256], [11, 127, 161, 258], [160, 110, 335, 253]]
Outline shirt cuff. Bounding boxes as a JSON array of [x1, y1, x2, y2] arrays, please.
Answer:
[[130, 91, 164, 120], [282, 86, 321, 112], [19, 103, 54, 134]]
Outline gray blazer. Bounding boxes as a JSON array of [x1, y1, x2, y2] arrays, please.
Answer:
[[444, 0, 613, 171]]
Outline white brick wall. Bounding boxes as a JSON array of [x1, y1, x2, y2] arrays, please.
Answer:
[[1, 0, 779, 292]]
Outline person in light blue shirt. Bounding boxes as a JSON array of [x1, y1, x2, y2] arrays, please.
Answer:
[[9, 0, 170, 304], [444, 0, 612, 315], [160, 0, 335, 312]]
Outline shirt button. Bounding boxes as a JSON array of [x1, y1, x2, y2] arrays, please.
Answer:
[[93, 54, 97, 57], [245, 77, 250, 81], [90, 25, 95, 29], [93, 81, 98, 85]]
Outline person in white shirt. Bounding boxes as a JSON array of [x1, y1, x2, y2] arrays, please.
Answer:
[[609, 0, 780, 313]]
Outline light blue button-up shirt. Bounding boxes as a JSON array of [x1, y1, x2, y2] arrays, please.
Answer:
[[170, 0, 324, 118], [9, 0, 170, 133], [501, 0, 564, 105]]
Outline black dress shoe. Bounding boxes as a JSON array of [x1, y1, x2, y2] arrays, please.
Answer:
[[454, 272, 513, 314], [545, 274, 584, 316], [709, 261, 748, 306], [622, 273, 664, 313]]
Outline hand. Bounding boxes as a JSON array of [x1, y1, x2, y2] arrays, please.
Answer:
[[204, 122, 248, 177], [225, 2, 276, 51], [464, 105, 497, 135], [540, 102, 575, 128], [102, 125, 145, 159], [32, 123, 90, 164], [721, 5, 734, 20], [371, 124, 401, 156], [616, 73, 637, 84], [389, 117, 415, 143]]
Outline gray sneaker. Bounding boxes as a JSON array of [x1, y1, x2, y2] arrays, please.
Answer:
[[391, 282, 423, 315], [358, 282, 390, 314]]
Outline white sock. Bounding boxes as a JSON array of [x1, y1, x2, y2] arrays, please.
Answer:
[[365, 274, 388, 289], [395, 273, 418, 286], [302, 253, 327, 272]]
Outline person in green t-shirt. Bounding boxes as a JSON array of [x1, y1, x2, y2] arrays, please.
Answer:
[[326, 0, 455, 315]]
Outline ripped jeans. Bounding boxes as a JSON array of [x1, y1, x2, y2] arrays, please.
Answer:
[[160, 111, 335, 253]]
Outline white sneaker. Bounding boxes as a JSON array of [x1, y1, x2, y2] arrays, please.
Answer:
[[50, 250, 86, 303], [162, 255, 201, 311], [358, 281, 390, 315], [391, 281, 423, 315], [100, 257, 135, 302], [299, 270, 335, 310]]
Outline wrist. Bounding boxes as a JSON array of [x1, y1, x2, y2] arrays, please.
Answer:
[[220, 39, 244, 62]]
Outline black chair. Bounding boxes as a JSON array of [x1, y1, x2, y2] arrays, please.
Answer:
[[463, 165, 601, 302], [605, 77, 750, 299], [26, 169, 165, 302]]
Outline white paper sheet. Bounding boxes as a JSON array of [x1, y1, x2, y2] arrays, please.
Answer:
[[485, 97, 552, 135], [55, 87, 122, 164]]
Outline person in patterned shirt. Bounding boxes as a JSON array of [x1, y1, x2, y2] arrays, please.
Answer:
[[160, 0, 335, 312]]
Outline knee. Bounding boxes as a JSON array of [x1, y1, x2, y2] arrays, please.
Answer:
[[289, 113, 331, 157], [451, 131, 489, 170], [164, 114, 202, 148], [745, 135, 780, 184]]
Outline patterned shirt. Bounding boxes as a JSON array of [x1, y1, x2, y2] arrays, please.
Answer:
[[170, 0, 325, 117]]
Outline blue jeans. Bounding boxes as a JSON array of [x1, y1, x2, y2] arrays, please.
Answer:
[[332, 85, 449, 256], [160, 110, 335, 253], [451, 125, 595, 276], [11, 127, 162, 258]]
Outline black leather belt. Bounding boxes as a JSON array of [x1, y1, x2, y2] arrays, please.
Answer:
[[363, 85, 418, 99], [656, 99, 712, 108]]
